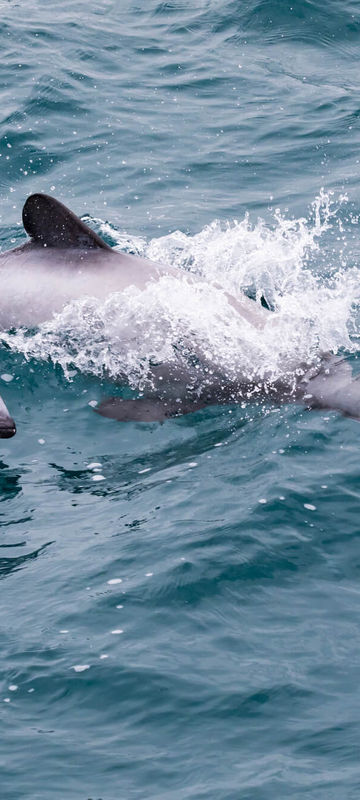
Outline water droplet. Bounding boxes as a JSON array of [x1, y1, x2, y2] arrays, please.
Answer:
[[72, 665, 90, 673]]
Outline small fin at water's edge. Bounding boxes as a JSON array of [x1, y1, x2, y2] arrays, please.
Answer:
[[0, 394, 16, 438]]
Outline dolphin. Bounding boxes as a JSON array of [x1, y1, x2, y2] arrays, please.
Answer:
[[0, 192, 359, 437]]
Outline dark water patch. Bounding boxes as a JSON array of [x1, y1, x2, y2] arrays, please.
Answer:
[[127, 536, 326, 607], [0, 540, 52, 580], [294, 721, 359, 759], [0, 461, 22, 501], [240, 0, 360, 43], [25, 77, 87, 117], [0, 540, 26, 547]]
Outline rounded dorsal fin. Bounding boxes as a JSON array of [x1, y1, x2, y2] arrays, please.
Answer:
[[22, 193, 112, 250]]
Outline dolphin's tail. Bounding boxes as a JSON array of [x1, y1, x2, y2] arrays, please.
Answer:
[[0, 394, 16, 437], [301, 358, 360, 421]]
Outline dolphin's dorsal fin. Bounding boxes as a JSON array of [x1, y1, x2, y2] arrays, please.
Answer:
[[22, 193, 112, 250]]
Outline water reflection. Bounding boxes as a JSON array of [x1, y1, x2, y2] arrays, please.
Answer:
[[49, 407, 248, 497], [0, 541, 53, 580], [0, 461, 22, 502]]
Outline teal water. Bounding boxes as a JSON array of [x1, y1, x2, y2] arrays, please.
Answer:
[[1, 2, 360, 798]]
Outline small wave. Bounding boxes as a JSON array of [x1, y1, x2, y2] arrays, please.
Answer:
[[239, 0, 360, 46]]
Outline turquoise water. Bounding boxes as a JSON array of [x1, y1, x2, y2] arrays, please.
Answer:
[[1, 2, 360, 798]]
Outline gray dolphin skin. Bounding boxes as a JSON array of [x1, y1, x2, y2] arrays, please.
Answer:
[[0, 394, 16, 438], [0, 192, 360, 438]]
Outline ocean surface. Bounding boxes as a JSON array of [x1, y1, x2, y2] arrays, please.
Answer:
[[1, 2, 360, 798]]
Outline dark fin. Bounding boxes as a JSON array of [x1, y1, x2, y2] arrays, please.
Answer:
[[22, 193, 112, 250], [303, 359, 360, 420], [94, 395, 209, 423], [0, 394, 16, 438]]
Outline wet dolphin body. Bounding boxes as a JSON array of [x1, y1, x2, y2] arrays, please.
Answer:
[[0, 192, 359, 437], [0, 394, 16, 438]]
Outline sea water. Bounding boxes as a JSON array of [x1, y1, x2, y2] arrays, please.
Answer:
[[1, 2, 360, 798]]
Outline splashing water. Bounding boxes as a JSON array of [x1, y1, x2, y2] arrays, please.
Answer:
[[1, 191, 360, 391]]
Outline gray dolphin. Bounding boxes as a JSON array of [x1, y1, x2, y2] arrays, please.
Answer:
[[0, 192, 359, 437]]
